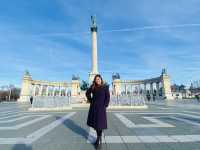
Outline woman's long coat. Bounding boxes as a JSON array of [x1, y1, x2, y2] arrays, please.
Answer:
[[86, 85, 110, 130]]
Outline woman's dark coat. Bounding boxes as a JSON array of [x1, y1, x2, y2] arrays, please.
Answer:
[[86, 85, 110, 130]]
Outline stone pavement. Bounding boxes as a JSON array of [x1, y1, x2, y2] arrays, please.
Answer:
[[0, 100, 200, 150]]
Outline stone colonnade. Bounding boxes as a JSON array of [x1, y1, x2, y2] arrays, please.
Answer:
[[18, 72, 80, 102], [31, 81, 72, 97], [112, 71, 173, 100]]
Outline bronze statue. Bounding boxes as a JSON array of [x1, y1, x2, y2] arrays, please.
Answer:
[[91, 15, 97, 27], [162, 68, 167, 75]]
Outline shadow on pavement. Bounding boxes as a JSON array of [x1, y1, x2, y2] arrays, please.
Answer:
[[56, 116, 89, 140], [12, 144, 32, 150]]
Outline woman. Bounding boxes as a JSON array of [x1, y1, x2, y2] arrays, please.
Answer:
[[86, 74, 110, 149]]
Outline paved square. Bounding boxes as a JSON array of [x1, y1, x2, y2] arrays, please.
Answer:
[[1, 101, 200, 150]]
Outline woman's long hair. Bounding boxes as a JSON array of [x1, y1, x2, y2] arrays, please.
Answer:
[[91, 74, 104, 90]]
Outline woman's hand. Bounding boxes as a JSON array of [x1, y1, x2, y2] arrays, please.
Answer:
[[104, 85, 110, 107], [86, 86, 93, 103]]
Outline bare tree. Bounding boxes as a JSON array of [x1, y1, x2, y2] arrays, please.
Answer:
[[0, 85, 20, 101]]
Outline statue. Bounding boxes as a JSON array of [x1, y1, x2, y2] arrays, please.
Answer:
[[91, 15, 97, 27], [112, 73, 120, 80], [24, 70, 30, 76], [72, 74, 80, 80], [162, 68, 167, 75]]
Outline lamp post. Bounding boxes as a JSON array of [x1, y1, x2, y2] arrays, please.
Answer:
[[8, 85, 14, 101]]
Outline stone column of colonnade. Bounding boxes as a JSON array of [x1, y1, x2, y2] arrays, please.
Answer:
[[138, 84, 141, 95], [130, 85, 133, 95], [33, 84, 43, 96], [60, 86, 65, 96], [33, 84, 37, 96], [124, 84, 127, 95], [156, 82, 160, 98], [130, 84, 133, 94], [52, 86, 55, 96], [46, 86, 55, 96], [64, 87, 67, 96], [58, 86, 61, 96], [144, 83, 147, 95], [46, 86, 49, 96], [32, 84, 36, 96], [49, 86, 52, 96], [150, 83, 153, 95], [55, 86, 58, 96], [39, 85, 43, 96], [65, 87, 68, 96]]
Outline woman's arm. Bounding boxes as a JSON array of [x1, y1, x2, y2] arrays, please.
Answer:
[[104, 85, 110, 107], [85, 86, 93, 103]]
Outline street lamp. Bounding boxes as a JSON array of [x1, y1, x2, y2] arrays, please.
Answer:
[[7, 85, 15, 101]]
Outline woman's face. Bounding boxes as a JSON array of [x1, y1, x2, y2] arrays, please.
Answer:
[[95, 76, 102, 85]]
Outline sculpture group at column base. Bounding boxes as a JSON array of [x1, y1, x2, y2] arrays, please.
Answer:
[[89, 72, 98, 84]]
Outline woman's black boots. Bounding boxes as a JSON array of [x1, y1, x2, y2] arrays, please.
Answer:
[[94, 135, 102, 149], [94, 129, 103, 149]]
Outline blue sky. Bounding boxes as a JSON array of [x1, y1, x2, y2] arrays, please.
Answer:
[[0, 0, 200, 87]]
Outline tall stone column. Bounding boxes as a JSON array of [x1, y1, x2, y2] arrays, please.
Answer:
[[89, 16, 99, 84]]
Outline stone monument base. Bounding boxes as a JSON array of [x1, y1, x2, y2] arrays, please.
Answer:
[[29, 96, 71, 111], [70, 103, 148, 109], [108, 105, 148, 109], [165, 94, 174, 100], [29, 106, 72, 112], [17, 96, 30, 103]]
